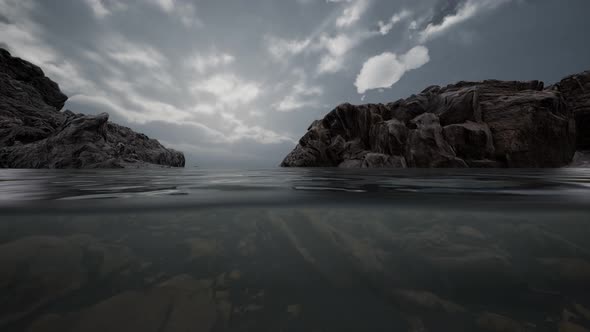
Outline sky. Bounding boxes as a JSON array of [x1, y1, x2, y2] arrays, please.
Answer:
[[1, 0, 590, 168]]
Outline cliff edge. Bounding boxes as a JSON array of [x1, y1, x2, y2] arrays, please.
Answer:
[[0, 48, 185, 169]]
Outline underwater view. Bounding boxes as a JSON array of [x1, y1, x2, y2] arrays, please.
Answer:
[[1, 168, 589, 332]]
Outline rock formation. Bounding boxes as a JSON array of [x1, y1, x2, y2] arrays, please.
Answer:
[[282, 73, 590, 168], [0, 48, 185, 168], [552, 71, 590, 150]]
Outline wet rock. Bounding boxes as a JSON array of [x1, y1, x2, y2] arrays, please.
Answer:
[[282, 73, 582, 168], [0, 48, 184, 168], [0, 235, 135, 326], [392, 289, 465, 314], [574, 304, 590, 321], [185, 238, 220, 259], [229, 270, 241, 280], [287, 304, 301, 318], [476, 312, 531, 332], [361, 153, 407, 168], [456, 225, 486, 240], [559, 309, 590, 332], [537, 258, 590, 284], [27, 275, 221, 332]]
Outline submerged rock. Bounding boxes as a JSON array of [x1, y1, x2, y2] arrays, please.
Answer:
[[0, 48, 184, 169], [281, 74, 587, 168]]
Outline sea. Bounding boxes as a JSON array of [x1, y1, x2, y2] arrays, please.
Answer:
[[0, 168, 589, 332]]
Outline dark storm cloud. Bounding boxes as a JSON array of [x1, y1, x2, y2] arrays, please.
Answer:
[[1, 0, 589, 167]]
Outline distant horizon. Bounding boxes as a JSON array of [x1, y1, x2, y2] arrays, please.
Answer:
[[2, 0, 590, 167]]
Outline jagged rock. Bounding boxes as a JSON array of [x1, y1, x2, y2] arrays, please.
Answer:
[[0, 48, 184, 168], [554, 71, 590, 149], [0, 49, 67, 110], [282, 74, 582, 168]]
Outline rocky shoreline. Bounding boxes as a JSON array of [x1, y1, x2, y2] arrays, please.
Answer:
[[282, 71, 589, 168], [0, 48, 185, 169]]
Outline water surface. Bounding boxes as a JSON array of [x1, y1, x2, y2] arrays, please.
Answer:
[[1, 168, 589, 332]]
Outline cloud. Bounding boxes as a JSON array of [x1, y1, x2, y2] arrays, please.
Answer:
[[0, 0, 94, 95], [378, 10, 412, 35], [106, 37, 167, 69], [82, 0, 129, 18], [223, 113, 295, 144], [420, 0, 512, 42], [82, 0, 200, 27], [315, 30, 377, 74], [355, 45, 430, 94], [333, 0, 370, 28], [149, 0, 174, 12], [186, 52, 235, 73], [274, 72, 323, 112], [191, 74, 260, 105], [84, 0, 110, 18], [266, 36, 312, 61]]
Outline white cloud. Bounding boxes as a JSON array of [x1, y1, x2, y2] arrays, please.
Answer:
[[82, 0, 128, 18], [275, 83, 323, 112], [84, 0, 110, 18], [0, 0, 94, 95], [420, 0, 512, 42], [319, 33, 356, 56], [106, 38, 167, 69], [378, 10, 411, 35], [355, 45, 430, 94], [273, 69, 323, 112], [334, 0, 370, 28], [191, 74, 260, 105], [266, 36, 312, 61], [220, 112, 294, 144], [317, 55, 344, 74], [186, 52, 235, 73], [148, 0, 174, 12], [314, 30, 377, 74], [174, 1, 201, 27], [81, 0, 200, 26]]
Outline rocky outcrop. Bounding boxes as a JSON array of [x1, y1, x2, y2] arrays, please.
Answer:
[[0, 48, 185, 168], [282, 75, 587, 168], [553, 71, 590, 150]]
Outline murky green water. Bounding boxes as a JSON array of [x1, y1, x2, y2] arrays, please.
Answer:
[[1, 169, 589, 331]]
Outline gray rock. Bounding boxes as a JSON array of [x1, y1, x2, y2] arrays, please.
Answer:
[[362, 153, 407, 168], [282, 74, 582, 168], [553, 71, 590, 149], [0, 48, 184, 169]]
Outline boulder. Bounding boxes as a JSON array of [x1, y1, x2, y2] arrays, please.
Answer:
[[281, 74, 582, 168], [0, 48, 185, 168]]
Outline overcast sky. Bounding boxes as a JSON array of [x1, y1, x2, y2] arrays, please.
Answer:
[[1, 0, 589, 168]]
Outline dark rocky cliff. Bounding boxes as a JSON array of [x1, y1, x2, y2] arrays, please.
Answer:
[[0, 48, 185, 169], [282, 72, 590, 168]]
